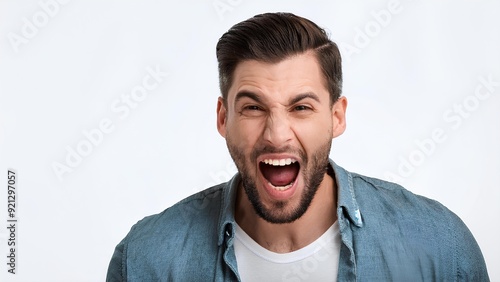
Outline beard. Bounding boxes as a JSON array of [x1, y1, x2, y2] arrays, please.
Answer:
[[227, 138, 332, 224]]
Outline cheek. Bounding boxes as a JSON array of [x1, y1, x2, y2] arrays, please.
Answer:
[[292, 117, 333, 148], [227, 119, 263, 149]]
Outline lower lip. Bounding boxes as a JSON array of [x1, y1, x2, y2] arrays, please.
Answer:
[[259, 173, 299, 201]]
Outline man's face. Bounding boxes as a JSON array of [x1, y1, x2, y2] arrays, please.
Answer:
[[217, 52, 347, 224]]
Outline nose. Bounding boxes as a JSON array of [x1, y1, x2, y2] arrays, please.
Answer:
[[263, 111, 293, 146]]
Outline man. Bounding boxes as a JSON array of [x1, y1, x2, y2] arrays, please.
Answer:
[[106, 12, 489, 281]]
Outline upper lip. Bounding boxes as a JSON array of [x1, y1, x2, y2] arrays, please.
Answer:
[[257, 154, 300, 165]]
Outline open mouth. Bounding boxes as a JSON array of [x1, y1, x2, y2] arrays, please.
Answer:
[[259, 158, 300, 191]]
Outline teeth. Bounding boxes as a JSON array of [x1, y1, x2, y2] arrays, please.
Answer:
[[268, 182, 293, 191], [263, 158, 296, 166]]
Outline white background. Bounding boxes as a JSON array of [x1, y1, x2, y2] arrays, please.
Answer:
[[0, 0, 499, 281]]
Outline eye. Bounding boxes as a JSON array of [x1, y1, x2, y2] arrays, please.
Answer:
[[293, 105, 311, 111], [244, 105, 262, 111], [239, 104, 265, 117]]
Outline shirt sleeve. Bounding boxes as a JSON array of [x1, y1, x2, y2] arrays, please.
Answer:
[[450, 212, 490, 281], [106, 237, 127, 282]]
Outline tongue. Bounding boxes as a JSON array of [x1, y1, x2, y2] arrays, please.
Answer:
[[260, 162, 299, 186]]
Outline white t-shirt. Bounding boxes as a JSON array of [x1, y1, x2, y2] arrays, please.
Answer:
[[234, 221, 340, 282]]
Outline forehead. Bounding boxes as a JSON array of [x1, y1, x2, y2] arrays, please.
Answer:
[[227, 52, 328, 103]]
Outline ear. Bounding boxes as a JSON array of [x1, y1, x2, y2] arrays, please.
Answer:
[[216, 96, 227, 138], [331, 96, 347, 138]]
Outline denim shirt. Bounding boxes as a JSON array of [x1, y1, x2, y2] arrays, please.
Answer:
[[106, 161, 489, 281]]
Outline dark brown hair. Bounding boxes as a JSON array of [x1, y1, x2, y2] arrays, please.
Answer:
[[216, 12, 342, 105]]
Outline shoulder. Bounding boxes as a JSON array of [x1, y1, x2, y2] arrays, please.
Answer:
[[351, 172, 450, 216], [350, 171, 466, 230], [348, 172, 489, 280], [106, 183, 230, 280], [126, 183, 226, 243]]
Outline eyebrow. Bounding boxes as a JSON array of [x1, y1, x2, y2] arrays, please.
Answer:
[[235, 91, 261, 104], [234, 91, 321, 106], [289, 92, 320, 105]]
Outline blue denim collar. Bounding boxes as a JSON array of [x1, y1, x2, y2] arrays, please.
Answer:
[[332, 161, 363, 227], [217, 173, 240, 246], [216, 159, 363, 245]]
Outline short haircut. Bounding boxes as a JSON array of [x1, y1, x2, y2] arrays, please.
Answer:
[[216, 12, 342, 105]]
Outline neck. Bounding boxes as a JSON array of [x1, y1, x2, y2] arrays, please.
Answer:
[[235, 172, 337, 253]]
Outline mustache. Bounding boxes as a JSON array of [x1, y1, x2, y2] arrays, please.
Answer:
[[250, 145, 307, 163]]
